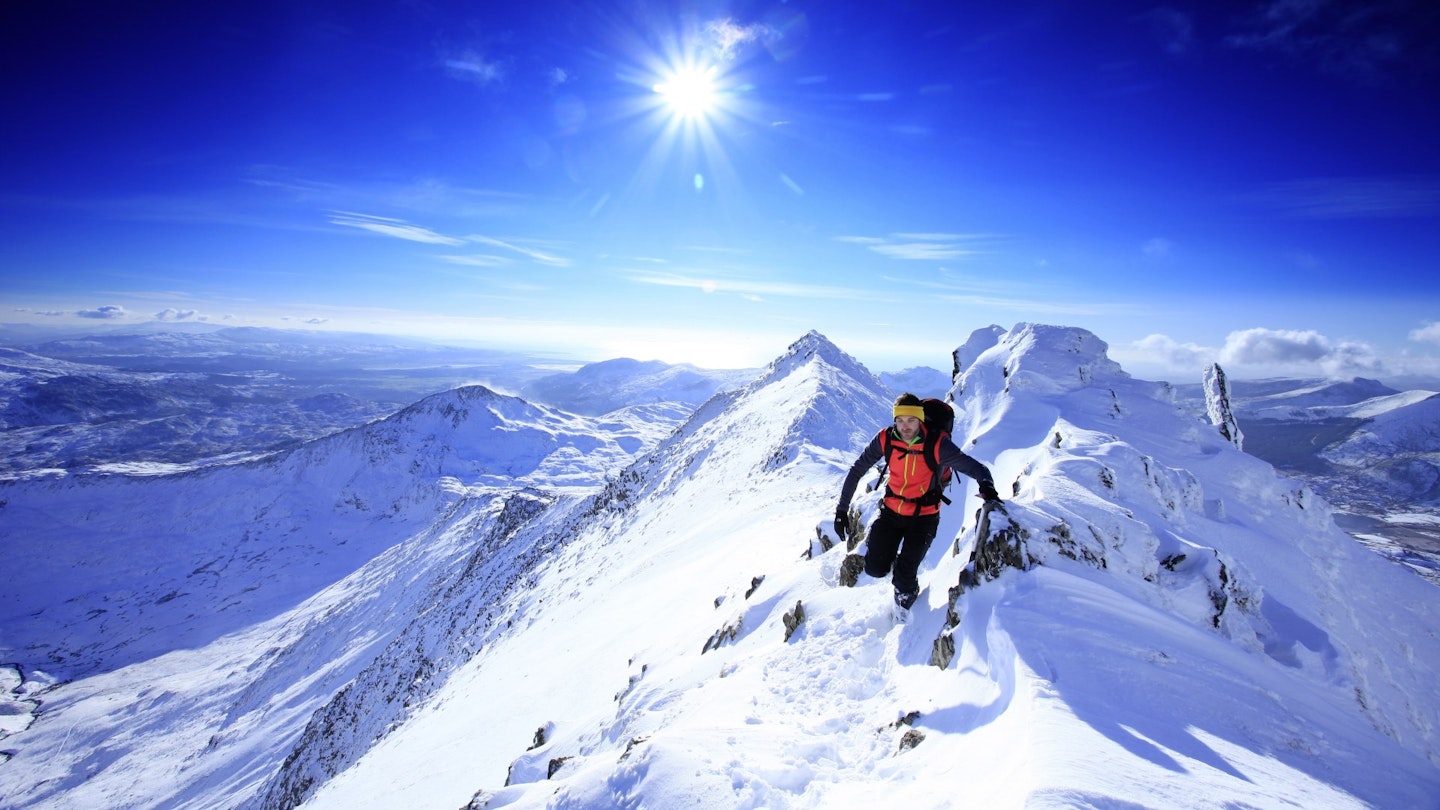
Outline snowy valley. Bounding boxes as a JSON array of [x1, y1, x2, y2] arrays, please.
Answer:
[[2, 324, 1439, 808]]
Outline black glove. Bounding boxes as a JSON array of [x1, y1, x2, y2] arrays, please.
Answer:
[[833, 509, 849, 543], [977, 480, 1002, 503]]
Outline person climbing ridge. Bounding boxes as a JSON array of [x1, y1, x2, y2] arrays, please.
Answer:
[[834, 392, 1002, 618]]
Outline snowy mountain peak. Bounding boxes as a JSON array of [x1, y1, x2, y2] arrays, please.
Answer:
[[612, 330, 893, 512], [757, 330, 873, 386], [388, 383, 513, 424], [948, 323, 1168, 455], [959, 322, 1130, 395]]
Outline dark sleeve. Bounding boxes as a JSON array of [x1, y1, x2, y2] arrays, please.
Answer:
[[938, 436, 994, 487], [836, 432, 885, 514]]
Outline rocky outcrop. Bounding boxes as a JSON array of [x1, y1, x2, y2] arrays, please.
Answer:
[[1204, 363, 1244, 450]]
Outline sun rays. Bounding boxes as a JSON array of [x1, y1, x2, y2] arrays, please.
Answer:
[[653, 64, 721, 121]]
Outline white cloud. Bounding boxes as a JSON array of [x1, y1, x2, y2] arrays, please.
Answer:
[[1121, 327, 1391, 381], [156, 308, 202, 321], [1221, 327, 1331, 364], [1220, 327, 1385, 377], [1132, 333, 1212, 368], [77, 305, 128, 320], [705, 19, 772, 60], [1409, 322, 1440, 345]]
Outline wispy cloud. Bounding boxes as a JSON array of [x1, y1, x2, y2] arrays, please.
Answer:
[[1247, 175, 1440, 219], [328, 211, 574, 267], [1224, 0, 1436, 81], [464, 235, 572, 267], [1137, 7, 1195, 56], [437, 254, 512, 268], [705, 19, 774, 60], [836, 233, 993, 261], [329, 211, 465, 245], [626, 270, 870, 301], [445, 51, 505, 85]]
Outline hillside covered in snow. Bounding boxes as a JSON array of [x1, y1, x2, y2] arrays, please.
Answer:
[[2, 325, 1438, 808], [1175, 375, 1440, 584]]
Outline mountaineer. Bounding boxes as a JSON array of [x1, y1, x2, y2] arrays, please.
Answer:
[[835, 392, 1001, 616]]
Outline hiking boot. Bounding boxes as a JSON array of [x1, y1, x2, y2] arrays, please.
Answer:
[[894, 589, 918, 610]]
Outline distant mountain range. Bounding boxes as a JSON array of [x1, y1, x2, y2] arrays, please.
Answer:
[[0, 327, 744, 476]]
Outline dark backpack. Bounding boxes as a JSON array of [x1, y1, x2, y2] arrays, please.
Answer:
[[879, 397, 956, 506]]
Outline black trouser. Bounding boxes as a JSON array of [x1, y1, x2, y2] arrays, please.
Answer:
[[865, 506, 940, 596]]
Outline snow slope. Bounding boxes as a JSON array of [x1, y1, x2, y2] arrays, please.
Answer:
[[1180, 375, 1440, 577], [2, 325, 1438, 809], [0, 386, 685, 807], [302, 328, 1439, 808]]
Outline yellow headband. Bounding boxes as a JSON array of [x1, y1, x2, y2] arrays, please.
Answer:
[[893, 404, 925, 420]]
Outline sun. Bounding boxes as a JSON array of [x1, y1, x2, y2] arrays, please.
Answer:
[[653, 65, 720, 120]]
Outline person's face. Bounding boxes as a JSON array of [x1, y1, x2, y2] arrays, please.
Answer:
[[894, 415, 921, 441]]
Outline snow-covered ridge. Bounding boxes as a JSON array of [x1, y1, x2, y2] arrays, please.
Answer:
[[2, 324, 1438, 810], [0, 384, 681, 682]]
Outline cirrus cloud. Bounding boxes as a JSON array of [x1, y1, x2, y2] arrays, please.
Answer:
[[329, 211, 465, 245], [836, 232, 992, 261]]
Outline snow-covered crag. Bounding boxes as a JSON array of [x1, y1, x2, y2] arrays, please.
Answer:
[[2, 325, 1438, 809]]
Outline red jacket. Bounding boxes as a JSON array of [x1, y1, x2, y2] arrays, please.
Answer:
[[838, 425, 994, 517]]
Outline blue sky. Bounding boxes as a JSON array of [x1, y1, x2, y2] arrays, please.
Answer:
[[4, 1, 1439, 380]]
